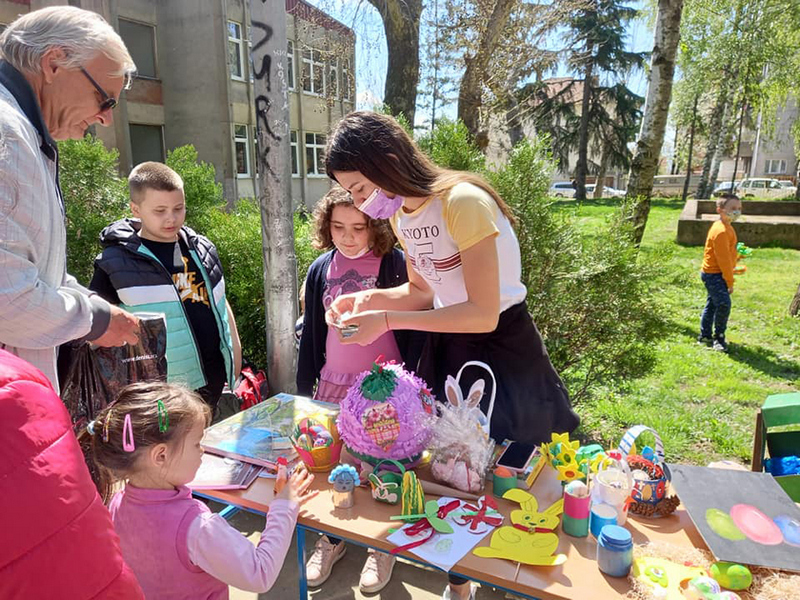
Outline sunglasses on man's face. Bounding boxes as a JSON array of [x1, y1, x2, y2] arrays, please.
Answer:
[[80, 67, 118, 112]]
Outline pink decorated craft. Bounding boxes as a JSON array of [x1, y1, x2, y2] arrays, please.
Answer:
[[337, 359, 435, 467]]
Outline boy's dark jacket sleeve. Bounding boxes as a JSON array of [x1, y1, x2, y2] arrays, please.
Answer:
[[295, 248, 427, 396], [89, 252, 122, 305]]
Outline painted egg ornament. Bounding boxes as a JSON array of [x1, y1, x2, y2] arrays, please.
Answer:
[[337, 359, 435, 466], [684, 576, 720, 600], [709, 562, 751, 591]]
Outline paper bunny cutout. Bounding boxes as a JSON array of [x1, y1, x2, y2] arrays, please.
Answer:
[[444, 360, 495, 437]]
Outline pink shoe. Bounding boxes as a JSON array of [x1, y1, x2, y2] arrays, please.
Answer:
[[359, 549, 396, 593], [306, 536, 346, 587]]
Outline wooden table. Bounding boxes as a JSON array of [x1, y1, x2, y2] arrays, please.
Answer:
[[198, 466, 707, 600]]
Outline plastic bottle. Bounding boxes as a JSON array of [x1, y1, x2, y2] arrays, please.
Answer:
[[596, 525, 633, 577]]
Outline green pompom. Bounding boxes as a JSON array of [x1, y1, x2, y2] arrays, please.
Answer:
[[360, 362, 398, 402]]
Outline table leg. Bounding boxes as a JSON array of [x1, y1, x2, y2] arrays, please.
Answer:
[[297, 525, 308, 600]]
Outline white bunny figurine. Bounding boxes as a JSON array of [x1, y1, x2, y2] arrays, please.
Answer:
[[444, 360, 495, 438]]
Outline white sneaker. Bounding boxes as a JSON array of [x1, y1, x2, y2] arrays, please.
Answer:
[[359, 549, 396, 593], [442, 582, 477, 600], [306, 536, 346, 587]]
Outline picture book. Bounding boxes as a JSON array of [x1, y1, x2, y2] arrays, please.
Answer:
[[189, 453, 262, 490], [202, 393, 340, 468]]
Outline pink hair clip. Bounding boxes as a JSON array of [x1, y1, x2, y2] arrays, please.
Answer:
[[122, 414, 135, 452]]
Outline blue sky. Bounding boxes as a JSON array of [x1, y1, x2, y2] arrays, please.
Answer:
[[308, 0, 654, 128]]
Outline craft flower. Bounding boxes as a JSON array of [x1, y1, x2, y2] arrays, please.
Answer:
[[556, 463, 582, 482], [590, 452, 614, 474]]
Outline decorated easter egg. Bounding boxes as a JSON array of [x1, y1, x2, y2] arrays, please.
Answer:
[[296, 433, 314, 450], [729, 504, 783, 545], [338, 360, 435, 466], [710, 562, 752, 591], [684, 576, 720, 600]]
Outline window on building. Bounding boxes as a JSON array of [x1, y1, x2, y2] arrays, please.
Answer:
[[341, 58, 353, 102], [234, 124, 250, 177], [130, 124, 164, 165], [287, 41, 295, 90], [228, 21, 245, 80], [328, 60, 338, 99], [301, 47, 325, 95], [118, 19, 157, 79], [766, 159, 787, 174], [305, 132, 326, 176], [290, 130, 300, 176]]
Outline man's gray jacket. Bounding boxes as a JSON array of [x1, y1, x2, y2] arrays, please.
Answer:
[[0, 60, 110, 390]]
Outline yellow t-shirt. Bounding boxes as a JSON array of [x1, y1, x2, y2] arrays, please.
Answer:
[[390, 182, 527, 311]]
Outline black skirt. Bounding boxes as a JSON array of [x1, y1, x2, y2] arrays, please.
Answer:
[[417, 302, 579, 445]]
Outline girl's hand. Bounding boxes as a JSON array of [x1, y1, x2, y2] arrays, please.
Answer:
[[276, 466, 318, 506], [326, 293, 357, 327], [339, 311, 389, 346]]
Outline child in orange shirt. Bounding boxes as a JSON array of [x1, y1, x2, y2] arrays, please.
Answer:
[[699, 193, 742, 352]]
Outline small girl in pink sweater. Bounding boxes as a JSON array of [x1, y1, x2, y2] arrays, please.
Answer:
[[80, 381, 316, 599]]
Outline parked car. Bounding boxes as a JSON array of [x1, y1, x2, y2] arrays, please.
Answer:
[[737, 178, 795, 199], [585, 184, 626, 198], [712, 181, 741, 197], [652, 174, 703, 197], [549, 181, 576, 198], [778, 180, 798, 195]]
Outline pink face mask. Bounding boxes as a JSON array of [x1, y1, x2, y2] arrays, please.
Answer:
[[358, 187, 404, 220]]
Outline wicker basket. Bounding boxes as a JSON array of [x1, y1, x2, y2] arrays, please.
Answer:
[[618, 425, 679, 517]]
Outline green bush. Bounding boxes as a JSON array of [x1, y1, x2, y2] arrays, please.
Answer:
[[60, 135, 128, 285], [488, 138, 667, 402], [166, 145, 224, 230], [417, 118, 486, 172]]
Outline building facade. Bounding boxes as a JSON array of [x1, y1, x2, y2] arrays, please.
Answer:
[[0, 0, 355, 208]]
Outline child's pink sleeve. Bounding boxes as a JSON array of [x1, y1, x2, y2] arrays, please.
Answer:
[[186, 499, 299, 593]]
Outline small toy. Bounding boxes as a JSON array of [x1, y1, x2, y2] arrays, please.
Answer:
[[631, 557, 708, 600], [429, 361, 496, 493], [709, 562, 752, 591], [736, 242, 752, 257], [367, 459, 405, 505], [329, 464, 359, 508], [473, 488, 567, 566], [338, 359, 435, 467]]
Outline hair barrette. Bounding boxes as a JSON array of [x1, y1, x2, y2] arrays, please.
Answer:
[[86, 420, 97, 436], [157, 399, 169, 433], [102, 409, 111, 443], [122, 414, 136, 452]]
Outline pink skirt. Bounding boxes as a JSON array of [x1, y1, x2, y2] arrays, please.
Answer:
[[314, 366, 358, 404]]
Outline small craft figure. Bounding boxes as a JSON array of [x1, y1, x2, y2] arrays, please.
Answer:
[[329, 464, 359, 508], [472, 488, 567, 566]]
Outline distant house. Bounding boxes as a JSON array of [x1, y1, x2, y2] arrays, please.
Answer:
[[485, 77, 633, 190], [0, 0, 355, 209], [717, 98, 798, 184]]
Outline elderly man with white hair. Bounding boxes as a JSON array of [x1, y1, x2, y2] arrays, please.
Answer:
[[0, 5, 141, 391]]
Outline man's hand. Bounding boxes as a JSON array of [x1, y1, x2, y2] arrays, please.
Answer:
[[93, 305, 140, 347]]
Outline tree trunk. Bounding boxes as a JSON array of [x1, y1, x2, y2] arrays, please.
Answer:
[[368, 0, 423, 123], [627, 0, 684, 245], [594, 149, 610, 199], [681, 97, 699, 203], [696, 83, 731, 199], [457, 0, 517, 148], [575, 59, 594, 202], [250, 0, 297, 392], [791, 282, 800, 317]]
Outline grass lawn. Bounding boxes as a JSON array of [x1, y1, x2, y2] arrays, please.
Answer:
[[554, 197, 800, 465]]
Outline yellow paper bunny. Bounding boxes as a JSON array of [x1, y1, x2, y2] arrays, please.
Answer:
[[473, 489, 567, 566]]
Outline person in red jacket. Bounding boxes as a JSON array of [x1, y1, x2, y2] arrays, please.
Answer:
[[0, 348, 143, 599]]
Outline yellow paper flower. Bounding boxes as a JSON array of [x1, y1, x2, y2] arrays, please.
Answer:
[[550, 432, 579, 452], [590, 452, 614, 474], [556, 463, 582, 482]]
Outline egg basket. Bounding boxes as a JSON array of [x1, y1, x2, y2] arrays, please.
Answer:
[[290, 414, 343, 473], [618, 425, 679, 517], [366, 458, 407, 505]]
